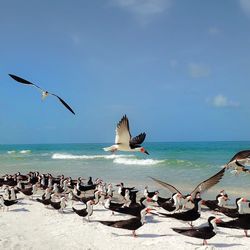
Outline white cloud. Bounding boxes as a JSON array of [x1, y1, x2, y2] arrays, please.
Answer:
[[188, 63, 211, 78], [210, 94, 240, 108], [111, 0, 172, 23], [240, 0, 250, 15], [208, 27, 220, 35]]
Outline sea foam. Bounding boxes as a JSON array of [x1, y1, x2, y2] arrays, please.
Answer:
[[113, 158, 164, 166], [19, 150, 31, 154], [51, 153, 134, 160]]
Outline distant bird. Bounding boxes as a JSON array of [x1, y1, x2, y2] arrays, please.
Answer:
[[172, 216, 222, 245], [9, 74, 75, 115], [150, 167, 226, 200], [103, 115, 149, 155]]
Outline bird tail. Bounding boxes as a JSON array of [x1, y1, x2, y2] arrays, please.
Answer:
[[99, 221, 116, 226]]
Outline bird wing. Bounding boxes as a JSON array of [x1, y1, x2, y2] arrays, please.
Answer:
[[50, 94, 75, 115], [9, 74, 43, 90], [130, 132, 146, 149], [115, 115, 131, 145], [227, 150, 250, 165], [149, 177, 183, 195], [190, 167, 226, 198]]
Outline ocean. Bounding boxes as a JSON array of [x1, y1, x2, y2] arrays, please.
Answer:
[[1, 141, 250, 200]]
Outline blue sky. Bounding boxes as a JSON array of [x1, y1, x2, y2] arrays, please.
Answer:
[[1, 0, 250, 144]]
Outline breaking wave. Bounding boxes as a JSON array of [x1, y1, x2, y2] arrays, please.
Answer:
[[113, 158, 164, 166], [51, 153, 135, 160], [19, 150, 31, 154], [7, 150, 31, 154]]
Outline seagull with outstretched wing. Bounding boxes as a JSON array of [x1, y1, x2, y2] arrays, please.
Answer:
[[103, 115, 149, 155], [9, 74, 75, 115]]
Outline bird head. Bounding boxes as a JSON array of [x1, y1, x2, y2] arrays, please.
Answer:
[[140, 147, 149, 155]]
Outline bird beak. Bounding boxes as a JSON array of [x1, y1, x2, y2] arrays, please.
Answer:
[[215, 218, 222, 224], [146, 208, 155, 214], [144, 150, 149, 155], [242, 198, 250, 202]]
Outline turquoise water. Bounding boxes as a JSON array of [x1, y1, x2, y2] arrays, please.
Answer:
[[1, 141, 250, 200]]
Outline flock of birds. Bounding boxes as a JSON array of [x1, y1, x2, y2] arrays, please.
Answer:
[[0, 148, 250, 245], [3, 73, 250, 246]]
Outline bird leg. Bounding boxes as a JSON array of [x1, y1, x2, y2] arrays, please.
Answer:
[[244, 230, 248, 237], [132, 230, 137, 237], [203, 239, 208, 245]]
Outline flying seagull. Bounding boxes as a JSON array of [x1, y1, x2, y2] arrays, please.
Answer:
[[9, 74, 75, 115], [103, 115, 149, 155], [150, 167, 226, 199]]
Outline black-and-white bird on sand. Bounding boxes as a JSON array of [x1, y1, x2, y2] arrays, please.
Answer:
[[103, 115, 149, 155], [172, 216, 222, 245], [98, 207, 153, 237], [9, 74, 75, 115]]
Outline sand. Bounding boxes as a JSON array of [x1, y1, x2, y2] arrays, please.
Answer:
[[0, 191, 250, 250]]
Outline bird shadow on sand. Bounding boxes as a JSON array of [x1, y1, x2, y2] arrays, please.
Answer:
[[225, 234, 248, 238], [185, 241, 243, 248], [16, 201, 32, 206], [112, 233, 171, 238], [9, 208, 30, 212]]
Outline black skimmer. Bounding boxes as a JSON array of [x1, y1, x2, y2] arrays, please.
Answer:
[[172, 216, 222, 245], [103, 115, 149, 155], [156, 193, 182, 212], [49, 197, 67, 212], [116, 182, 135, 197], [0, 195, 18, 211], [72, 200, 94, 221], [229, 160, 250, 175], [216, 197, 249, 218], [159, 197, 202, 227], [107, 197, 150, 217], [9, 74, 75, 115], [98, 207, 152, 237], [217, 213, 250, 237], [150, 167, 226, 200], [227, 150, 250, 166], [36, 198, 51, 206], [143, 186, 158, 198]]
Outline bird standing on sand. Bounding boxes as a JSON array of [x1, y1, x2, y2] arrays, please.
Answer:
[[103, 115, 149, 155], [9, 74, 75, 115], [99, 207, 152, 237], [0, 195, 18, 211], [172, 216, 222, 245], [72, 200, 94, 222], [159, 197, 202, 227]]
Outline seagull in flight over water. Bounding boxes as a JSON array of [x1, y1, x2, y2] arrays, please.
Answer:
[[9, 74, 75, 115], [103, 115, 149, 155]]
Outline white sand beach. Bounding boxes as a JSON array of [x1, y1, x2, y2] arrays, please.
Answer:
[[0, 191, 250, 250]]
